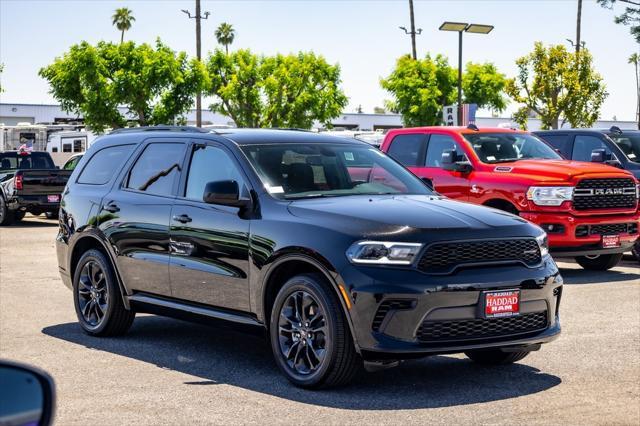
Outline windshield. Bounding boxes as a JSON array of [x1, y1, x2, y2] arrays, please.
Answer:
[[0, 152, 55, 170], [241, 143, 433, 200], [464, 133, 562, 164], [609, 133, 640, 163]]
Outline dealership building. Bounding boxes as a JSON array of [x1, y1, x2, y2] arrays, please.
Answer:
[[1, 102, 637, 132]]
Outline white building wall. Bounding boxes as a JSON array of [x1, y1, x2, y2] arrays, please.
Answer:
[[1, 103, 637, 132]]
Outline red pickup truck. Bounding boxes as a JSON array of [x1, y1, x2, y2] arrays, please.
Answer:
[[381, 126, 640, 270]]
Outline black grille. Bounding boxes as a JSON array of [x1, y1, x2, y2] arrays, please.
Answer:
[[416, 312, 548, 343], [573, 178, 637, 210], [589, 223, 629, 235], [372, 299, 414, 332], [418, 239, 541, 274]]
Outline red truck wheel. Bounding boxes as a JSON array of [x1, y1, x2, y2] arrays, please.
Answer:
[[575, 254, 624, 271]]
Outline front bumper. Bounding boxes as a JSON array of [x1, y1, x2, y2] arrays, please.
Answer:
[[340, 256, 562, 359], [520, 211, 639, 256]]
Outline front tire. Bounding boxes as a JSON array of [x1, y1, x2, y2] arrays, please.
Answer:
[[73, 249, 134, 336], [269, 273, 361, 388], [575, 253, 623, 271], [465, 349, 530, 365], [632, 241, 640, 264]]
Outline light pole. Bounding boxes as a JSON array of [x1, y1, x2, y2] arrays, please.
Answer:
[[182, 1, 210, 127], [399, 0, 422, 60], [439, 22, 493, 124]]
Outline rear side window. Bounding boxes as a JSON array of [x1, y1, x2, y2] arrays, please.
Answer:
[[572, 135, 612, 162], [126, 143, 186, 196], [77, 145, 134, 185], [386, 134, 426, 166], [537, 134, 570, 155], [425, 134, 464, 167]]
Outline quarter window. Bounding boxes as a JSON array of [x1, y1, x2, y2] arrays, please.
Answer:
[[185, 145, 245, 201], [77, 145, 134, 185], [386, 134, 426, 167], [127, 143, 186, 196]]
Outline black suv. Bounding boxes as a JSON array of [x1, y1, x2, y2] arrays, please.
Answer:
[[535, 127, 640, 260], [56, 127, 562, 388]]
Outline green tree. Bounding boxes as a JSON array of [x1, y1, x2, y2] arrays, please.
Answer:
[[380, 54, 506, 126], [215, 22, 236, 55], [373, 106, 386, 114], [598, 0, 640, 43], [206, 49, 347, 128], [112, 7, 135, 44], [39, 39, 208, 132], [505, 42, 607, 129]]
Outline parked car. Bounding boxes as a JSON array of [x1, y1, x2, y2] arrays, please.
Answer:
[[534, 127, 640, 262], [56, 126, 562, 388], [62, 153, 83, 171], [380, 126, 639, 271], [0, 150, 72, 225]]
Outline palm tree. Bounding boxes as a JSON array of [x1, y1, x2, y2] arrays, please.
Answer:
[[215, 22, 235, 55], [630, 52, 640, 129], [112, 8, 135, 44]]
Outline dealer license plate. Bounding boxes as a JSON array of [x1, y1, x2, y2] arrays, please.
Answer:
[[47, 194, 60, 203], [602, 234, 621, 249], [483, 290, 520, 318]]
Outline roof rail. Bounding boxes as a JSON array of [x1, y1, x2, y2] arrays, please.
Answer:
[[274, 127, 314, 132], [109, 125, 212, 135], [467, 123, 479, 131], [609, 125, 623, 134]]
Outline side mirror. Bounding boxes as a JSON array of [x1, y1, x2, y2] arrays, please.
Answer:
[[441, 149, 456, 167], [0, 361, 56, 426], [442, 149, 473, 173], [420, 177, 434, 190], [203, 180, 251, 208], [591, 148, 606, 163]]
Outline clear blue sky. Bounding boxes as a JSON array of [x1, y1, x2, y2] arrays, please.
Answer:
[[1, 0, 638, 120]]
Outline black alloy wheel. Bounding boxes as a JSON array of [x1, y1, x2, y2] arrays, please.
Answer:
[[270, 274, 361, 388], [73, 249, 134, 336], [77, 260, 109, 328], [277, 290, 328, 375]]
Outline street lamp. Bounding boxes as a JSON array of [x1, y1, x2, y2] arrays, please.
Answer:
[[439, 22, 494, 124], [182, 1, 210, 127]]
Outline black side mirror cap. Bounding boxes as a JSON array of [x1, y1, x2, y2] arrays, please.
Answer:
[[591, 148, 606, 163], [420, 177, 434, 190], [0, 360, 56, 426], [441, 149, 473, 173], [441, 149, 456, 166], [203, 180, 251, 208]]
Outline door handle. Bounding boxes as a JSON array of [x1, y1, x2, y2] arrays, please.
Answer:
[[102, 202, 120, 213], [172, 214, 192, 224]]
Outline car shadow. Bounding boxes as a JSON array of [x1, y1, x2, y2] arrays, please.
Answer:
[[558, 265, 639, 285], [7, 218, 58, 228], [42, 316, 561, 410]]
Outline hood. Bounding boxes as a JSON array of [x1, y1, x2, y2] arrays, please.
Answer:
[[489, 159, 634, 182], [287, 195, 534, 240]]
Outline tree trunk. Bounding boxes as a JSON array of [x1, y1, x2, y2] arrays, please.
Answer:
[[225, 44, 228, 55], [576, 0, 582, 53], [195, 0, 202, 127], [636, 59, 639, 130], [120, 30, 124, 44]]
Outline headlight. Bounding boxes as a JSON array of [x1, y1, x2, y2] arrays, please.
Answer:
[[526, 186, 574, 206], [536, 233, 549, 257], [346, 241, 423, 265]]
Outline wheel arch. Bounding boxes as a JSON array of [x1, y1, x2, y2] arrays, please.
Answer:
[[259, 253, 361, 354], [68, 233, 131, 309], [483, 198, 520, 215]]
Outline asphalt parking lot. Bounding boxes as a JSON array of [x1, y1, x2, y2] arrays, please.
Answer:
[[1, 216, 638, 425]]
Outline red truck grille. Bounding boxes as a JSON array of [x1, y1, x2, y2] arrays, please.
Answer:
[[573, 178, 637, 210], [417, 238, 542, 274]]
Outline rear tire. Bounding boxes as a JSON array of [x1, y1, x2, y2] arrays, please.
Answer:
[[73, 249, 134, 336], [13, 211, 25, 222], [0, 197, 15, 226], [465, 349, 530, 365], [269, 273, 361, 389], [575, 253, 623, 271], [632, 241, 640, 264]]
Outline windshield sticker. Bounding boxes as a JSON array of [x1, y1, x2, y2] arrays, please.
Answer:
[[344, 152, 355, 161], [266, 185, 284, 194], [487, 155, 496, 161], [494, 166, 513, 172]]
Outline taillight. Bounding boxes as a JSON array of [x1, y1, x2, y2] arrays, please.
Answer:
[[15, 172, 23, 190]]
